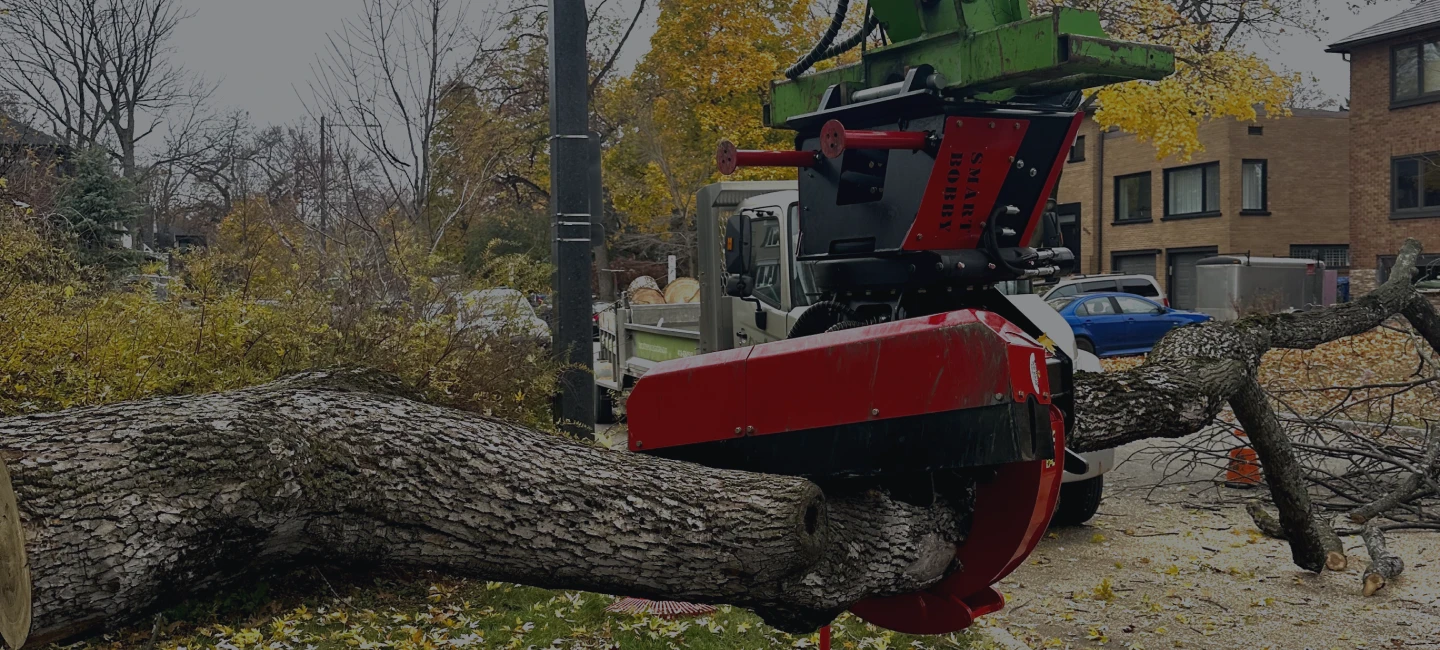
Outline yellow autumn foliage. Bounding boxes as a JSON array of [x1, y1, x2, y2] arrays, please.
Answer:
[[1052, 0, 1300, 159]]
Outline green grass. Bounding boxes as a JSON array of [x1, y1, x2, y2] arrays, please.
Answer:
[[59, 570, 982, 650]]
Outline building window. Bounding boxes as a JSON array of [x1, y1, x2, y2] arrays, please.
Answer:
[[1114, 172, 1151, 222], [1241, 160, 1267, 213], [1248, 125, 1264, 136], [1392, 152, 1440, 218], [1069, 135, 1086, 163], [1393, 39, 1440, 103], [1165, 162, 1220, 217], [1290, 245, 1350, 269]]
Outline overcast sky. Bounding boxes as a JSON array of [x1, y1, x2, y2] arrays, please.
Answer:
[[174, 0, 1411, 127]]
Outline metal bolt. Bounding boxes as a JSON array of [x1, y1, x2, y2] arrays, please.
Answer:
[[989, 121, 996, 128], [635, 441, 644, 449], [871, 408, 880, 417], [957, 120, 964, 127], [1030, 168, 1038, 177], [995, 393, 1005, 402], [746, 426, 756, 435], [734, 427, 743, 435], [916, 233, 924, 240], [1017, 391, 1026, 400], [1016, 159, 1026, 169], [1043, 392, 1051, 399], [1013, 122, 1021, 130]]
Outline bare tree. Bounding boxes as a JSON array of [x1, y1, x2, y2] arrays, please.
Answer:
[[0, 0, 208, 178], [307, 0, 486, 245]]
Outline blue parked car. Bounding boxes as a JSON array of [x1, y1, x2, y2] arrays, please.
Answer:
[[1047, 292, 1210, 357]]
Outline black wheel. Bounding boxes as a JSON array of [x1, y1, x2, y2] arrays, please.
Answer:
[[1052, 475, 1104, 527], [596, 389, 617, 425], [1075, 338, 1096, 355]]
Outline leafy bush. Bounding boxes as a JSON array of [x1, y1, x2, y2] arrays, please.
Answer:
[[0, 200, 562, 430]]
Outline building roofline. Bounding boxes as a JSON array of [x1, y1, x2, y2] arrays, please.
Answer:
[[1328, 1, 1440, 53]]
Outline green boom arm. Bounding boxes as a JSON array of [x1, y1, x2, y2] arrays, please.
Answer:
[[766, 0, 1174, 127]]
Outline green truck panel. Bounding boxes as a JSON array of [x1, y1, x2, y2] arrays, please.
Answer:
[[631, 331, 699, 364], [764, 2, 1175, 128]]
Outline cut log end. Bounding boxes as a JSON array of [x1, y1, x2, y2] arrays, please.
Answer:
[[0, 458, 31, 650], [1326, 551, 1349, 573], [1362, 572, 1386, 598]]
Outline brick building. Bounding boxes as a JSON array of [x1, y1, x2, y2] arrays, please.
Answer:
[[1328, 2, 1440, 295], [1054, 110, 1351, 309]]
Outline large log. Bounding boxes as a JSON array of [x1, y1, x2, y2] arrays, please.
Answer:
[[0, 371, 962, 647]]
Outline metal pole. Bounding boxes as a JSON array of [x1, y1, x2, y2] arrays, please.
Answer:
[[549, 0, 596, 437]]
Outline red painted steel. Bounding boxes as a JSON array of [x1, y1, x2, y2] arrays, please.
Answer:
[[848, 406, 1067, 634], [903, 117, 1029, 251], [819, 119, 932, 159], [626, 310, 1051, 452], [626, 347, 750, 452], [716, 140, 820, 175], [1019, 113, 1085, 245]]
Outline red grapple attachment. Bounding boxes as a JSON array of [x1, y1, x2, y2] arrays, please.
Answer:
[[628, 310, 1058, 478], [848, 406, 1065, 634], [627, 310, 1065, 634]]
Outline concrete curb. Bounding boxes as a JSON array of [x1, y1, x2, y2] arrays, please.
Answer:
[[981, 626, 1032, 650]]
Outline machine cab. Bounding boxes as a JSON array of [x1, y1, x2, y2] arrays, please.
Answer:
[[720, 191, 817, 348]]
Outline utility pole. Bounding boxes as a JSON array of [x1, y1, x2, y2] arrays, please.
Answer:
[[549, 0, 596, 437]]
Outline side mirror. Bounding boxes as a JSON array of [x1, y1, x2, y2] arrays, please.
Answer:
[[751, 299, 768, 330]]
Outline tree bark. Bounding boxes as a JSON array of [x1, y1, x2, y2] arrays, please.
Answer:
[[0, 370, 961, 647], [1361, 522, 1403, 597]]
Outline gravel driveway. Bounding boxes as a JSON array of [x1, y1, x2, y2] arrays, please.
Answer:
[[982, 438, 1440, 650]]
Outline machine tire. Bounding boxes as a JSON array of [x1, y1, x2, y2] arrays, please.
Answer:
[[1052, 475, 1103, 527], [596, 389, 617, 425], [1075, 337, 1096, 355]]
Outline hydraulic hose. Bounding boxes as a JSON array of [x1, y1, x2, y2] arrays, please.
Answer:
[[784, 0, 851, 80], [815, 13, 879, 62]]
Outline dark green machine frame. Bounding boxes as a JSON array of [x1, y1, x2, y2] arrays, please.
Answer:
[[766, 0, 1175, 127]]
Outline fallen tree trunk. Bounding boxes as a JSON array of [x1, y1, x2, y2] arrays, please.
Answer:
[[1069, 238, 1440, 572], [0, 371, 961, 647]]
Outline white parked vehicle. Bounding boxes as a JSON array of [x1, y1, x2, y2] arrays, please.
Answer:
[[1042, 273, 1167, 307], [453, 288, 552, 343]]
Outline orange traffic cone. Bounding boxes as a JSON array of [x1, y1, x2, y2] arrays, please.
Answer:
[[1225, 429, 1262, 488]]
